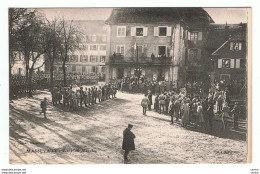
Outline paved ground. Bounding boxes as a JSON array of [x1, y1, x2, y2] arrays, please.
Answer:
[[9, 91, 248, 164]]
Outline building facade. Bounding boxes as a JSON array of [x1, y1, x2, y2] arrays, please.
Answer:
[[105, 8, 214, 88], [11, 51, 45, 76], [207, 23, 247, 83]]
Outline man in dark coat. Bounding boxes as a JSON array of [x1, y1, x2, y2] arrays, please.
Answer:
[[122, 124, 135, 161], [147, 90, 153, 110]]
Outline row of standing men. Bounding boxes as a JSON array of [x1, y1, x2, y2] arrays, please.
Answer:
[[51, 84, 118, 111]]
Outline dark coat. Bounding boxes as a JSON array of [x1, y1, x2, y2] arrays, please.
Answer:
[[122, 128, 135, 151], [148, 93, 153, 105]]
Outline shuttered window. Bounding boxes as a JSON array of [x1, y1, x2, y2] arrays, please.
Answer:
[[235, 59, 240, 68], [230, 59, 235, 68], [154, 26, 172, 36]]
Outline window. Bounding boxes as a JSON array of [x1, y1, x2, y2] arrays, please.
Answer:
[[18, 68, 22, 75], [230, 42, 242, 51], [100, 56, 106, 62], [136, 27, 143, 36], [91, 66, 96, 73], [159, 27, 167, 36], [72, 66, 76, 72], [190, 32, 198, 40], [80, 55, 88, 62], [91, 35, 97, 42], [100, 45, 106, 50], [69, 55, 78, 62], [222, 59, 231, 68], [90, 45, 97, 50], [137, 45, 144, 58], [82, 66, 86, 72], [158, 46, 166, 57], [117, 26, 126, 37], [90, 55, 98, 62], [102, 35, 107, 42], [116, 45, 125, 55]]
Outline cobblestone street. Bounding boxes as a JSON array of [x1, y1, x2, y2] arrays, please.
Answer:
[[9, 91, 248, 164]]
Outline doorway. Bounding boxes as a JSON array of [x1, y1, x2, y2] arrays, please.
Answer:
[[117, 67, 124, 79]]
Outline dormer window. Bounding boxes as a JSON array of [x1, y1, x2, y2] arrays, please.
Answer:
[[230, 42, 242, 51], [190, 32, 198, 40]]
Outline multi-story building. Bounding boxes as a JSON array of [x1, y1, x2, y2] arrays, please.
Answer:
[[11, 51, 45, 76], [52, 20, 108, 80], [207, 23, 247, 83], [105, 8, 214, 87]]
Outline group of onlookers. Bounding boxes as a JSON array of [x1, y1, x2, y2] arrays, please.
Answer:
[[141, 87, 241, 131]]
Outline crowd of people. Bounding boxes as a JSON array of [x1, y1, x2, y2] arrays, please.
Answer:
[[51, 83, 118, 112], [10, 73, 99, 98], [140, 82, 242, 131]]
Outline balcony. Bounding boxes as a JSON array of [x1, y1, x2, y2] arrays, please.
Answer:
[[108, 54, 172, 66]]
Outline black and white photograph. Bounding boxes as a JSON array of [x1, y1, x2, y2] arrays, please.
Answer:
[[7, 7, 251, 165]]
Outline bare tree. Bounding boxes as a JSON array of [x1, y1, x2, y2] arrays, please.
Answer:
[[59, 19, 82, 86], [43, 18, 63, 89], [17, 9, 47, 97]]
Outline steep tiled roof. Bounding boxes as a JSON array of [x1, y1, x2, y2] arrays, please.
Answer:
[[106, 8, 214, 26], [207, 23, 247, 55]]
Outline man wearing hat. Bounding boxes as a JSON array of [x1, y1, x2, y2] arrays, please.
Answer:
[[122, 124, 136, 161]]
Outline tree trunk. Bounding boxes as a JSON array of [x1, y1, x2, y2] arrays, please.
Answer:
[[62, 61, 67, 87], [50, 63, 54, 89], [28, 69, 33, 97]]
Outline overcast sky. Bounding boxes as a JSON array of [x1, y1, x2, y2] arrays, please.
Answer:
[[40, 8, 249, 24]]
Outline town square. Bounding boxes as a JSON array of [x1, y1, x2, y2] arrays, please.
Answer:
[[9, 7, 249, 164]]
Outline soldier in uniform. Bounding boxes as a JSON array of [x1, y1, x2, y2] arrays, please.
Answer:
[[84, 87, 89, 107], [98, 86, 102, 103], [79, 87, 84, 107], [40, 97, 48, 119], [101, 86, 105, 101], [158, 93, 166, 114], [88, 88, 93, 106]]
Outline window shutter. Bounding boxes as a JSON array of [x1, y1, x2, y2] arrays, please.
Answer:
[[230, 42, 233, 50], [218, 59, 222, 68], [167, 27, 172, 36], [198, 32, 203, 40], [154, 46, 158, 57], [154, 27, 159, 36], [188, 32, 190, 40], [131, 27, 136, 36], [167, 46, 171, 57], [231, 59, 235, 68], [143, 27, 148, 36], [239, 43, 242, 50], [236, 59, 240, 68]]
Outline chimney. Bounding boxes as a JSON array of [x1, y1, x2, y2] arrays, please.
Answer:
[[224, 22, 230, 40]]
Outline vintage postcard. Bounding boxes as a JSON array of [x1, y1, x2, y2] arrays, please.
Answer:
[[9, 7, 251, 164]]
